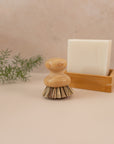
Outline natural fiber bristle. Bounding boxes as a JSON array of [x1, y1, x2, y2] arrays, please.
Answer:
[[43, 86, 73, 99]]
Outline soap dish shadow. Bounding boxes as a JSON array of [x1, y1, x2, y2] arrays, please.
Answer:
[[70, 88, 108, 99]]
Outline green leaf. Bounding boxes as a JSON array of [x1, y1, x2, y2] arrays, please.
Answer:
[[0, 49, 43, 83]]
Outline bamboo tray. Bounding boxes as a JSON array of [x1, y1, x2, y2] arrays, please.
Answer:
[[65, 69, 114, 93]]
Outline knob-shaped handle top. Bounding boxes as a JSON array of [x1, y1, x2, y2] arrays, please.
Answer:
[[45, 58, 67, 72]]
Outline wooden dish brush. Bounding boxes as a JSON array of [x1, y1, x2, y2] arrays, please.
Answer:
[[43, 58, 73, 99]]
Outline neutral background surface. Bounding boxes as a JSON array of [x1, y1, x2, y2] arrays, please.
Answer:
[[0, 73, 114, 144], [0, 1, 114, 143], [0, 0, 114, 72]]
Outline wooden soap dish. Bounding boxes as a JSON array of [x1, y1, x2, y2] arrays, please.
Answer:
[[65, 69, 114, 93]]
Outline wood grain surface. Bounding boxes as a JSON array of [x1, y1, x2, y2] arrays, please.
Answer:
[[65, 69, 114, 92]]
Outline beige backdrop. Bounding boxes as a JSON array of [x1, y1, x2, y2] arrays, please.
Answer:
[[0, 0, 114, 72]]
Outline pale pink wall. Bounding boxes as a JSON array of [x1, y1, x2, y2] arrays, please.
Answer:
[[0, 0, 114, 72]]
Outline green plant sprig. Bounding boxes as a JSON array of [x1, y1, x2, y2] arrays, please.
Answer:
[[0, 49, 43, 83]]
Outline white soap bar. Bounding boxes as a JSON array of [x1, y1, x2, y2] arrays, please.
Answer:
[[67, 39, 112, 76]]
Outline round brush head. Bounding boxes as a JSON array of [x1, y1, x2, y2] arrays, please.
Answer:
[[43, 58, 73, 99]]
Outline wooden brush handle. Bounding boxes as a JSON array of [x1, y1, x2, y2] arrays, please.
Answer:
[[45, 58, 67, 72], [44, 58, 71, 87]]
